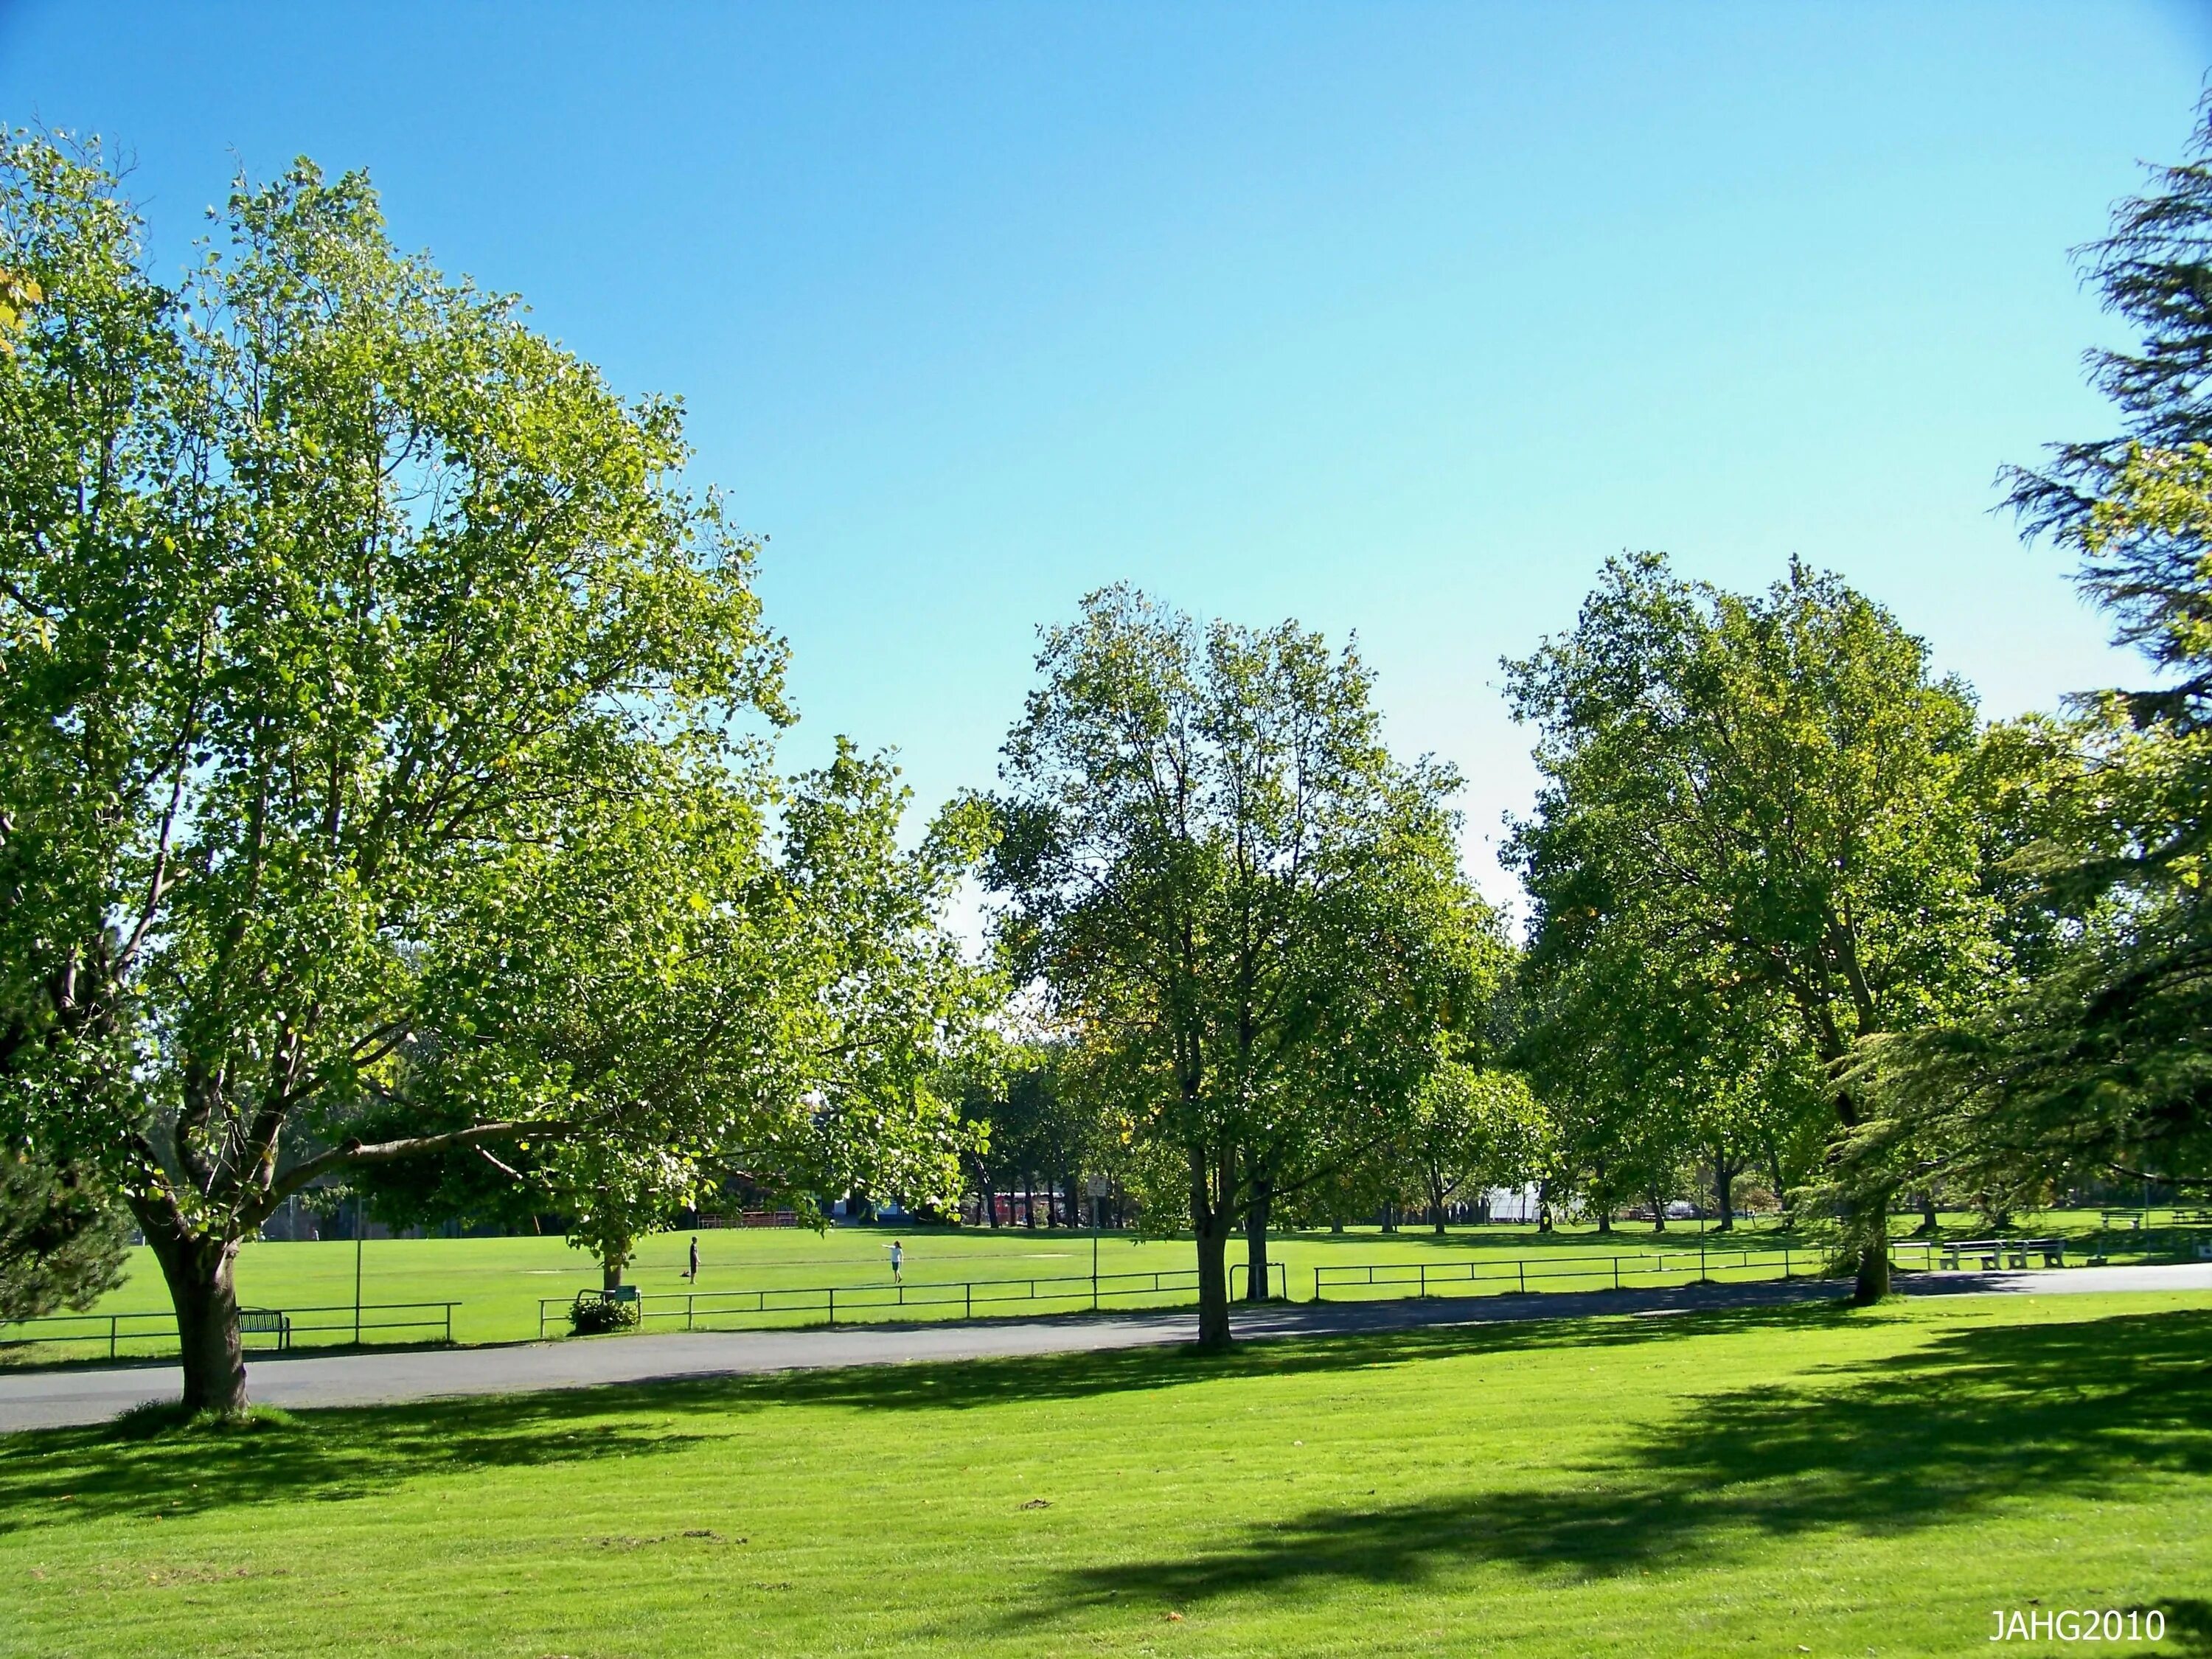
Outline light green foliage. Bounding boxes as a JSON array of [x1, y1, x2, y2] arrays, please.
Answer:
[[987, 585, 1497, 1340], [2, 1293, 2205, 1655], [1506, 555, 1997, 1290], [0, 136, 977, 1408]]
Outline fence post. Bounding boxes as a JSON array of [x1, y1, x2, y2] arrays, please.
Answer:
[[1783, 1245, 1791, 1279], [1518, 1259, 1526, 1294], [827, 1287, 835, 1327], [966, 1281, 973, 1321], [1613, 1256, 1621, 1290]]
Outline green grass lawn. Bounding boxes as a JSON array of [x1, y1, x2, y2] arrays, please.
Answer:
[[1, 1290, 2206, 1656], [6, 1207, 2203, 1362]]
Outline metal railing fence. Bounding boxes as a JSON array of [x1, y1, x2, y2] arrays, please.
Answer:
[[538, 1261, 1290, 1338], [1312, 1236, 2108, 1303], [0, 1301, 459, 1361], [1313, 1243, 1818, 1301]]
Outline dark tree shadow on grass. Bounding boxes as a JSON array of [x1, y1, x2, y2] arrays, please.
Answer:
[[0, 1391, 712, 1534], [0, 1301, 1858, 1533], [720, 1296, 1874, 1414], [1040, 1309, 2212, 1613]]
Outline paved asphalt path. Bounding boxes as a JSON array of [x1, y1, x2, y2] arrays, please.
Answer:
[[4, 1262, 2206, 1433]]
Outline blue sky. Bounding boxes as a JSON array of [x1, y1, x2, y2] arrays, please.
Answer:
[[4, 2, 2206, 908]]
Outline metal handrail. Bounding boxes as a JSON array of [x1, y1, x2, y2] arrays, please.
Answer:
[[1312, 1245, 1809, 1301], [538, 1261, 1291, 1338], [1307, 1235, 2100, 1302], [0, 1301, 459, 1360]]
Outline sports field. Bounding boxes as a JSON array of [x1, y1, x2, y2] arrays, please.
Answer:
[[1, 1290, 2205, 1656], [4, 1209, 2201, 1362]]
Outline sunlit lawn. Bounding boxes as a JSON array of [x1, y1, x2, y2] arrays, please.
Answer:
[[1, 1291, 2206, 1656], [5, 1207, 2201, 1360]]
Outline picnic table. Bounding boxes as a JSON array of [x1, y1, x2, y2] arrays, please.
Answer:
[[2099, 1206, 2212, 1230]]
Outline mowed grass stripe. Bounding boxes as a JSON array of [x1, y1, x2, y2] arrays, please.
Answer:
[[1, 1292, 2206, 1656], [11, 1208, 2193, 1360]]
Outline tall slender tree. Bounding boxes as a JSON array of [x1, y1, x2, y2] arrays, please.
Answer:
[[987, 586, 1478, 1345]]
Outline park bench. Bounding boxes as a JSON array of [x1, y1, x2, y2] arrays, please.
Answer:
[[1938, 1239, 2006, 1270], [1938, 1239, 2065, 1270], [238, 1308, 291, 1352], [2100, 1208, 2149, 1230]]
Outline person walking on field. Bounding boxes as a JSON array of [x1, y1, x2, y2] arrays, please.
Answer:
[[889, 1240, 904, 1283], [686, 1236, 700, 1283]]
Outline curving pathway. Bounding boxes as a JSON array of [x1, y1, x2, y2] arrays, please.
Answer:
[[2, 1262, 2206, 1433]]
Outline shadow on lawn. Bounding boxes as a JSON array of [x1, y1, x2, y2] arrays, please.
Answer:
[[0, 1300, 1848, 1533], [0, 1391, 712, 1534], [2156, 1600, 2212, 1657], [1041, 1307, 2212, 1610], [721, 1295, 1867, 1413]]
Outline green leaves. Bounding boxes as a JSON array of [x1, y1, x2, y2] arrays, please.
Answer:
[[1818, 102, 2212, 1215], [987, 585, 1500, 1242], [1505, 555, 1999, 1252], [0, 135, 976, 1345]]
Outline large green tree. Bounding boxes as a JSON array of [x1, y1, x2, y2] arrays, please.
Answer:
[[1839, 101, 2212, 1206], [1506, 556, 1997, 1298], [987, 586, 1484, 1344], [0, 138, 970, 1411]]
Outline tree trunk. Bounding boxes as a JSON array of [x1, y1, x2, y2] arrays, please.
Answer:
[[1714, 1158, 1736, 1233], [1429, 1170, 1448, 1235], [1188, 1144, 1236, 1350], [1915, 1190, 1940, 1235], [144, 1222, 248, 1416], [602, 1237, 631, 1292], [1845, 1183, 1892, 1303], [1854, 1232, 1891, 1304], [1242, 1172, 1273, 1301]]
